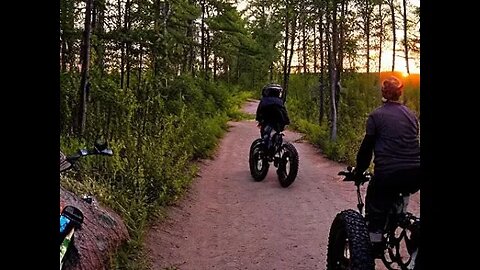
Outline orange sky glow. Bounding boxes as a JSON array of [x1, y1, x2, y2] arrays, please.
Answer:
[[236, 0, 420, 75]]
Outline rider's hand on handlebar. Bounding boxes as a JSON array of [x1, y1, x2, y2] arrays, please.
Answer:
[[352, 168, 369, 185]]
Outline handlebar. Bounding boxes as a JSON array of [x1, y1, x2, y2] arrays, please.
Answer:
[[338, 166, 372, 214], [338, 166, 372, 186], [60, 140, 114, 173]]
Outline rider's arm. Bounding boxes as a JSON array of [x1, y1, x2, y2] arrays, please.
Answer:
[[355, 115, 376, 173], [355, 134, 375, 173], [256, 101, 263, 123], [281, 106, 290, 125]]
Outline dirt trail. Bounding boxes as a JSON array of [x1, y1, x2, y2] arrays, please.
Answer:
[[145, 99, 420, 270]]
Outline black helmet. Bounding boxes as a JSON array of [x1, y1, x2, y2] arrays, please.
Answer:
[[262, 83, 283, 98]]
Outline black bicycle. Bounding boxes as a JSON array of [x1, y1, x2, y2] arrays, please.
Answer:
[[326, 166, 420, 270], [248, 131, 299, 187]]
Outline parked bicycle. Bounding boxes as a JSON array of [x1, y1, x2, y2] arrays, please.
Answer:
[[326, 166, 420, 270], [60, 139, 113, 269]]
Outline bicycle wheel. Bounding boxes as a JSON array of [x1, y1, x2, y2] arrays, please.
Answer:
[[249, 139, 269, 181], [276, 142, 299, 188], [381, 216, 420, 270], [327, 209, 375, 270]]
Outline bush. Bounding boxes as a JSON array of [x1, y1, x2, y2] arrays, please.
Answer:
[[60, 73, 249, 269], [285, 72, 419, 165]]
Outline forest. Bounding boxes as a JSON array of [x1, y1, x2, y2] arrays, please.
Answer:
[[60, 0, 420, 268]]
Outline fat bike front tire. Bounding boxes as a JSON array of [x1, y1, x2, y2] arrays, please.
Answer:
[[276, 142, 299, 187], [326, 209, 375, 270]]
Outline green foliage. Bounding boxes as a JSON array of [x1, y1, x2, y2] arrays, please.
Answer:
[[60, 72, 80, 133], [226, 90, 255, 121], [286, 72, 420, 165], [284, 74, 322, 123], [60, 0, 420, 267], [60, 71, 246, 268]]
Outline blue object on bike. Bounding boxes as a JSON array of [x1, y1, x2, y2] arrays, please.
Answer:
[[60, 215, 71, 234]]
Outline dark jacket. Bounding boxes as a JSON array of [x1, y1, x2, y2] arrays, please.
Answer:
[[356, 101, 420, 177], [255, 96, 290, 132]]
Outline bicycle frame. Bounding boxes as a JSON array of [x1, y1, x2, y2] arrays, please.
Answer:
[[339, 167, 420, 270]]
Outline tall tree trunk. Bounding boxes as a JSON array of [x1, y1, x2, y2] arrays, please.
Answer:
[[61, 34, 68, 73], [59, 0, 65, 72], [378, 1, 383, 73], [335, 0, 346, 113], [124, 0, 131, 89], [388, 0, 396, 72], [338, 0, 346, 73], [319, 13, 325, 125], [182, 26, 189, 74], [60, 0, 76, 72], [301, 9, 307, 74], [91, 0, 103, 131], [137, 78, 150, 164], [153, 0, 160, 76], [403, 0, 409, 74], [76, 0, 94, 137], [59, 0, 67, 73], [182, 11, 190, 74], [137, 47, 143, 95], [120, 45, 125, 88], [284, 13, 297, 103], [92, 0, 97, 31], [151, 0, 171, 79], [189, 22, 196, 77], [201, 0, 206, 73], [189, 12, 196, 77], [93, 0, 106, 76], [402, 0, 409, 105], [269, 4, 275, 82], [205, 4, 211, 81], [313, 22, 317, 74], [296, 33, 302, 74], [162, 1, 171, 77], [366, 0, 371, 74], [118, 0, 125, 88], [328, 0, 338, 141], [126, 45, 131, 88], [282, 1, 290, 95]]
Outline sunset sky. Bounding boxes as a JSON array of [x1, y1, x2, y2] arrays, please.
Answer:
[[236, 0, 420, 74]]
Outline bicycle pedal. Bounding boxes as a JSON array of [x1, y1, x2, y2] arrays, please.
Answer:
[[369, 232, 383, 243]]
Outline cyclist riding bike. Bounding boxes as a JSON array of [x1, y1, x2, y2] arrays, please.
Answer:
[[255, 83, 290, 158], [353, 76, 420, 256]]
